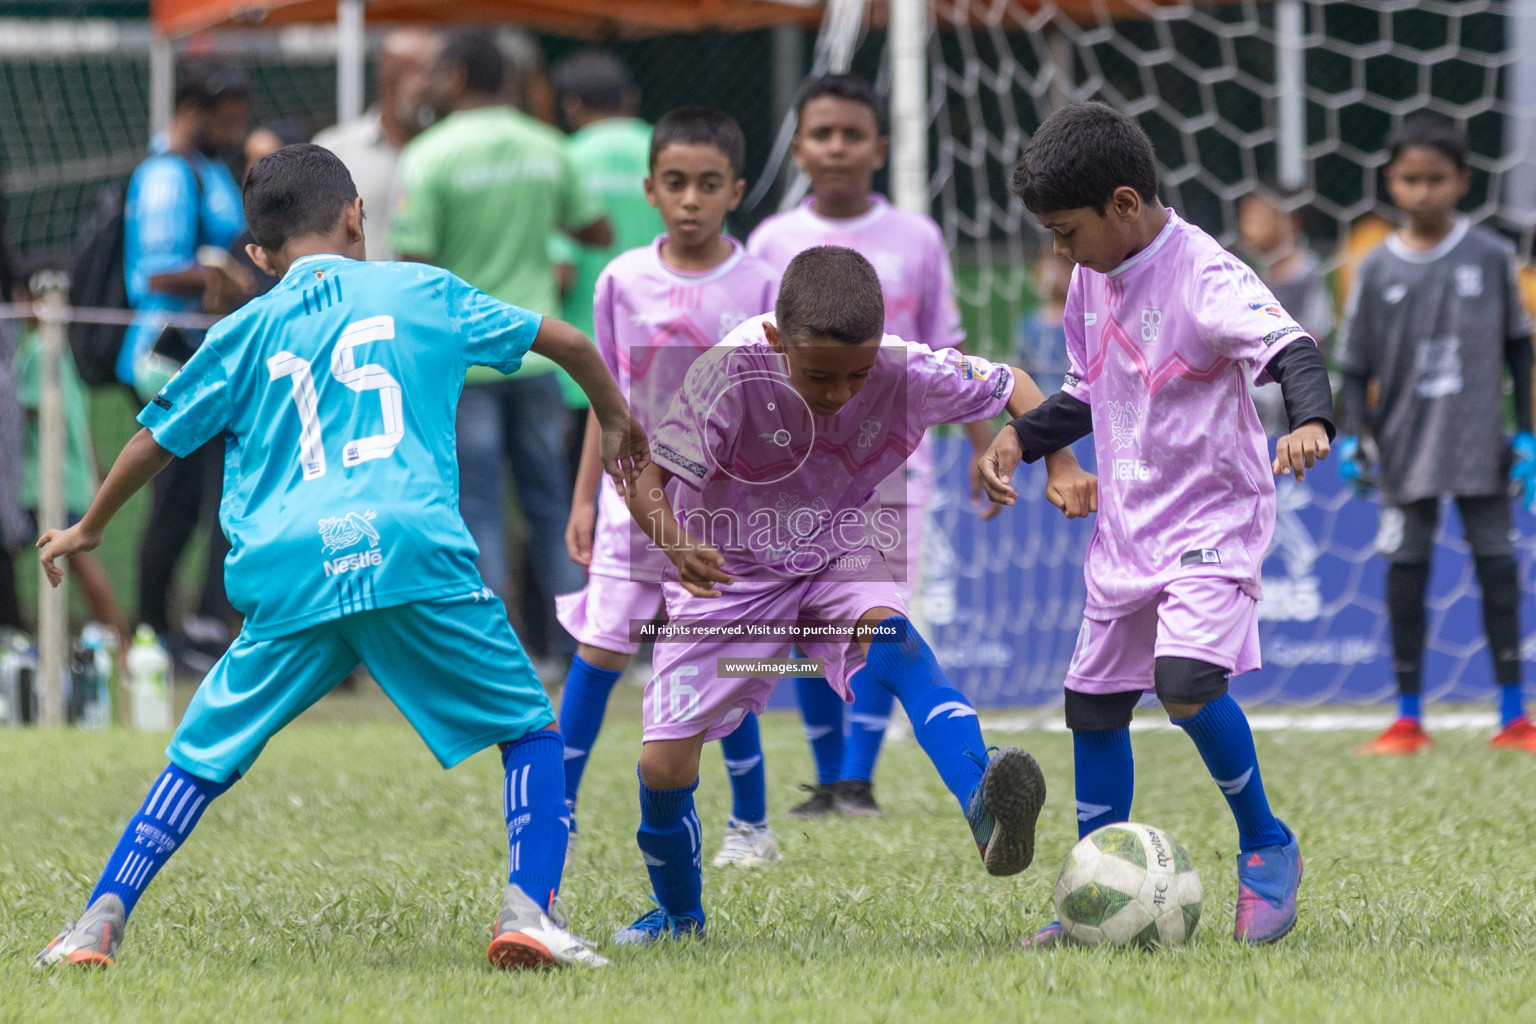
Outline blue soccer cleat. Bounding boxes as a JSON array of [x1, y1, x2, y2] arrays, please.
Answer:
[[611, 903, 706, 946], [1234, 820, 1302, 944], [964, 747, 1047, 876], [1020, 919, 1064, 949]]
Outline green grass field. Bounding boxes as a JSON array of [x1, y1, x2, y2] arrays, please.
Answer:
[[3, 691, 1535, 1024]]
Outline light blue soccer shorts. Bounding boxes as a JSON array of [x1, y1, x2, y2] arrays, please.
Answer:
[[167, 591, 555, 783]]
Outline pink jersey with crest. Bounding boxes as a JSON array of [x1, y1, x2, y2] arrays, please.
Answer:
[[747, 195, 964, 351], [1060, 211, 1314, 616], [648, 313, 1013, 581], [589, 236, 779, 581]]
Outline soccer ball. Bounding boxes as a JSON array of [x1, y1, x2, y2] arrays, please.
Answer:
[[1054, 822, 1203, 948]]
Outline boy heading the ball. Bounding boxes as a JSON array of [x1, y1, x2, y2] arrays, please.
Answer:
[[612, 245, 1095, 944], [35, 144, 648, 971], [981, 102, 1336, 946], [556, 106, 782, 870]]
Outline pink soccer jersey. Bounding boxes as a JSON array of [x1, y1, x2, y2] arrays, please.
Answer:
[[589, 236, 779, 581], [1060, 211, 1315, 617], [747, 195, 964, 351], [647, 313, 1014, 581]]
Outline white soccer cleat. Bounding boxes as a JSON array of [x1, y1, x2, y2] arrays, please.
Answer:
[[710, 819, 781, 868], [35, 893, 125, 969], [486, 885, 608, 970]]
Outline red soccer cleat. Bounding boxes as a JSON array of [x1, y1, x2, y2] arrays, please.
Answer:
[[1489, 716, 1536, 753], [1358, 717, 1433, 756]]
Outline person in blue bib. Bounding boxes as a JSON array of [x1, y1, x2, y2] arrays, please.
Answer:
[[34, 143, 648, 972]]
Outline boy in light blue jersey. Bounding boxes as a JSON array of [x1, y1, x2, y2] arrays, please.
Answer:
[[34, 144, 648, 972]]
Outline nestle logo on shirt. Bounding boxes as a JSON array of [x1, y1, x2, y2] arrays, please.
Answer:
[[1113, 459, 1150, 482]]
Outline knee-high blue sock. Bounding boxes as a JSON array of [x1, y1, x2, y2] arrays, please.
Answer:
[[557, 655, 623, 808], [795, 675, 845, 785], [862, 618, 987, 810], [1072, 728, 1134, 839], [842, 673, 894, 783], [1171, 695, 1288, 852], [502, 729, 568, 912], [636, 772, 704, 925], [88, 764, 235, 920], [719, 713, 767, 825], [1499, 683, 1526, 729]]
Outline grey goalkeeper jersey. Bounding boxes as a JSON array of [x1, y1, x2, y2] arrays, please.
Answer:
[[1338, 219, 1532, 504]]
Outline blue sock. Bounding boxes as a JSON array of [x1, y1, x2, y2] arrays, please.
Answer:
[[862, 618, 987, 810], [795, 675, 845, 785], [1072, 728, 1134, 839], [1399, 692, 1422, 721], [1172, 695, 1288, 852], [842, 672, 893, 783], [636, 772, 704, 925], [1498, 683, 1526, 729], [719, 713, 767, 825], [557, 655, 623, 808], [88, 764, 235, 920], [502, 729, 568, 912]]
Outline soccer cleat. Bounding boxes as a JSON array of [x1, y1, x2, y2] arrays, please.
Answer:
[[832, 778, 883, 817], [486, 884, 608, 970], [710, 819, 781, 868], [1489, 716, 1536, 752], [964, 747, 1047, 877], [611, 904, 705, 946], [1358, 717, 1433, 755], [34, 894, 125, 969], [785, 782, 837, 819], [1019, 919, 1064, 949], [1233, 821, 1303, 944]]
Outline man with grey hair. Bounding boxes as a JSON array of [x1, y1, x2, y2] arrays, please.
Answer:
[[313, 26, 439, 261]]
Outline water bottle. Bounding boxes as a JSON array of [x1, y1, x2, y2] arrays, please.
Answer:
[[0, 629, 38, 726], [78, 622, 117, 731], [126, 625, 173, 731]]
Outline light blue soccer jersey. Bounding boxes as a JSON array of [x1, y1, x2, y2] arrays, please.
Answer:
[[138, 254, 541, 639]]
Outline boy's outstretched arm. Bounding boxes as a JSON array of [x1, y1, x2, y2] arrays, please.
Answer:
[[38, 427, 173, 586], [529, 318, 649, 496], [1265, 340, 1336, 481], [623, 463, 734, 599], [979, 367, 1097, 518]]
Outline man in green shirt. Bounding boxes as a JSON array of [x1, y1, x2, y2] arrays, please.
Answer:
[[392, 30, 610, 667]]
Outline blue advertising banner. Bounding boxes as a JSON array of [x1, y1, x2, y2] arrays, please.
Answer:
[[910, 436, 1536, 710]]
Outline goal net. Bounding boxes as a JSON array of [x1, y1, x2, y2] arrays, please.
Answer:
[[918, 0, 1536, 708]]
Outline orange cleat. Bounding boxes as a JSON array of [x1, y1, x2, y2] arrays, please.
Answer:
[[1489, 716, 1536, 752], [1358, 717, 1434, 755]]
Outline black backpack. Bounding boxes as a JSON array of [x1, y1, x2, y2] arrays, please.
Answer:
[[66, 157, 203, 387]]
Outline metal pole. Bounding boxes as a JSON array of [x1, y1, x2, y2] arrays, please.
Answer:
[[1276, 0, 1306, 189], [150, 32, 174, 139], [889, 0, 927, 215], [337, 0, 366, 125], [1505, 0, 1536, 221], [34, 273, 70, 728], [773, 23, 804, 194]]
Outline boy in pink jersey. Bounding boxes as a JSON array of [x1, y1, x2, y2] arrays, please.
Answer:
[[556, 108, 781, 870], [981, 103, 1335, 946], [747, 73, 992, 817], [609, 245, 1096, 945]]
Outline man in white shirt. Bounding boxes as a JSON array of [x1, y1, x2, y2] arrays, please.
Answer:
[[313, 26, 439, 260]]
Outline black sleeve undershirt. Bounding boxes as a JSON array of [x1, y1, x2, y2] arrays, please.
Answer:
[[1265, 340, 1336, 440], [1506, 335, 1533, 434], [1339, 371, 1369, 438], [1009, 392, 1093, 464]]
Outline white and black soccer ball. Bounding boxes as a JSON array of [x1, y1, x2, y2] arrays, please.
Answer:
[[1054, 822, 1203, 948]]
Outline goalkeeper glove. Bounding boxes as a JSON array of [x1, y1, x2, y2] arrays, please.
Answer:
[[1337, 435, 1378, 498], [1510, 432, 1536, 510]]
